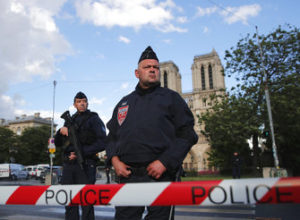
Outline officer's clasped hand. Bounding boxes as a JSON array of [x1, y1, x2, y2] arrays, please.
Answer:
[[111, 156, 131, 178], [60, 127, 69, 136], [68, 152, 77, 160], [147, 160, 166, 179]]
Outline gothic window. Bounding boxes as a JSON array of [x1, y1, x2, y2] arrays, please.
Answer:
[[183, 163, 187, 169], [208, 64, 213, 89], [201, 65, 205, 90], [163, 71, 168, 88], [202, 98, 207, 107], [189, 97, 193, 109]]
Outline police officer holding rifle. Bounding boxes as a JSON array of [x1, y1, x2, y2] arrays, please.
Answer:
[[55, 91, 106, 220]]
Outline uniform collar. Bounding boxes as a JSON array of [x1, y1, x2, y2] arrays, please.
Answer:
[[73, 109, 90, 118], [135, 82, 161, 96]]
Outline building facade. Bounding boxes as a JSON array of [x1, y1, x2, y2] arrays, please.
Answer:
[[160, 49, 225, 171], [0, 112, 55, 135]]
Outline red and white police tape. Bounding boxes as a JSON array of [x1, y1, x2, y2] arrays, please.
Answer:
[[1, 177, 300, 206]]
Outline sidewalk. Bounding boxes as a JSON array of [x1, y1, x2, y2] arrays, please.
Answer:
[[95, 171, 116, 184]]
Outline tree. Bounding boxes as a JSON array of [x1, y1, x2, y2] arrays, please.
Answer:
[[15, 126, 63, 165], [0, 127, 17, 163], [223, 24, 300, 174], [199, 94, 255, 171], [199, 24, 299, 175], [271, 77, 300, 174]]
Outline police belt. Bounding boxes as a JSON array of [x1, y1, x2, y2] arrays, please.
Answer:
[[127, 166, 148, 176], [125, 162, 151, 176], [124, 161, 177, 178]]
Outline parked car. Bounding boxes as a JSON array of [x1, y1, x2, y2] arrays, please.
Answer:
[[40, 166, 63, 184], [35, 164, 49, 179], [25, 165, 37, 178], [0, 163, 29, 180]]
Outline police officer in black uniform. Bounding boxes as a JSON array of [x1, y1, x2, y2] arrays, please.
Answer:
[[54, 92, 106, 220], [232, 152, 242, 179], [104, 156, 111, 184], [106, 46, 198, 220]]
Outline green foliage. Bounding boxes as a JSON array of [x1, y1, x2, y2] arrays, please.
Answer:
[[201, 24, 300, 175], [14, 126, 64, 165], [199, 95, 254, 169], [0, 127, 17, 163], [0, 125, 65, 166], [14, 126, 49, 164], [225, 24, 299, 98], [271, 76, 300, 174]]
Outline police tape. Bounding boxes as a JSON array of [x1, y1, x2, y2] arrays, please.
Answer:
[[1, 177, 300, 206]]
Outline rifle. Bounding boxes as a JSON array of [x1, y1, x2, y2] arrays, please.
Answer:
[[60, 110, 84, 170]]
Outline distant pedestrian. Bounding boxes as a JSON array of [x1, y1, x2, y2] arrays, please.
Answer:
[[104, 155, 111, 184], [232, 152, 242, 179]]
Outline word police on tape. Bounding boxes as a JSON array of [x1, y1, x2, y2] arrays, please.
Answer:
[[1, 177, 300, 206]]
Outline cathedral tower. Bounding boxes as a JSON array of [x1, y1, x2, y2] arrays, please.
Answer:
[[192, 48, 225, 92], [159, 61, 182, 93], [159, 49, 225, 171]]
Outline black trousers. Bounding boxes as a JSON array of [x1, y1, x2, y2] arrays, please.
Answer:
[[106, 168, 110, 184], [232, 165, 241, 179], [115, 170, 175, 220], [61, 160, 97, 220]]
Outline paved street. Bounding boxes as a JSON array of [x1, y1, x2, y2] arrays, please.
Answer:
[[0, 204, 256, 220], [2, 203, 300, 220]]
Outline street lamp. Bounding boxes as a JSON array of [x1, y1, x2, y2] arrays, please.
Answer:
[[49, 80, 57, 184], [255, 26, 280, 172]]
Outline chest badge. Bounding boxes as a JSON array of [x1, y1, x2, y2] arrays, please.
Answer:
[[117, 105, 129, 126]]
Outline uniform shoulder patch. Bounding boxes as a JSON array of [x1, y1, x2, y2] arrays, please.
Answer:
[[121, 101, 128, 106], [117, 105, 129, 126]]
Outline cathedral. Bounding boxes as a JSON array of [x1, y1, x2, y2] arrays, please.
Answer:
[[159, 49, 225, 171]]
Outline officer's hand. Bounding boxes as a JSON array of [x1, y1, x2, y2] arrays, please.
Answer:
[[60, 127, 68, 136], [69, 152, 77, 160], [112, 156, 131, 178], [147, 160, 166, 179]]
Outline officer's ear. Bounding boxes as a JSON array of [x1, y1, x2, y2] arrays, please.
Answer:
[[135, 69, 140, 79], [73, 100, 77, 109]]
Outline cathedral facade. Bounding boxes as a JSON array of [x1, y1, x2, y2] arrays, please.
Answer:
[[159, 49, 225, 171]]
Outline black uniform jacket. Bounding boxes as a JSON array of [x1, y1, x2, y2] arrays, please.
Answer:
[[106, 84, 198, 171], [55, 110, 106, 158]]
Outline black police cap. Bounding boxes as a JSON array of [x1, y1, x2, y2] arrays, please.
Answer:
[[74, 91, 87, 102], [138, 46, 159, 64]]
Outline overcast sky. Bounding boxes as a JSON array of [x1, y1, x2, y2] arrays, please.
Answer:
[[1, 0, 299, 129]]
